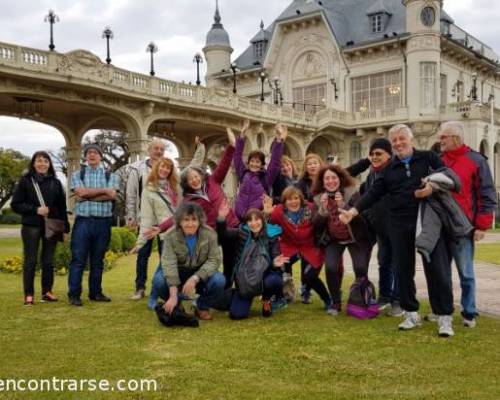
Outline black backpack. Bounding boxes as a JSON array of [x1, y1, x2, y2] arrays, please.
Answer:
[[234, 237, 271, 300]]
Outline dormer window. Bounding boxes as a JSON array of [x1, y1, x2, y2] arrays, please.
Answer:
[[372, 14, 383, 33], [254, 42, 265, 59]]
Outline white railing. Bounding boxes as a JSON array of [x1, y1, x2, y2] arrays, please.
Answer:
[[0, 45, 15, 61]]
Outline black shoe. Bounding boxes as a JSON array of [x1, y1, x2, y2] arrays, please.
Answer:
[[89, 293, 111, 302], [155, 304, 199, 328], [69, 297, 83, 306]]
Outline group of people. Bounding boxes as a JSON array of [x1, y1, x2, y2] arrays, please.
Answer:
[[12, 119, 496, 337]]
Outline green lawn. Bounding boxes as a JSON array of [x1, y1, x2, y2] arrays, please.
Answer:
[[475, 243, 500, 265], [1, 251, 500, 400], [0, 224, 21, 229], [0, 237, 23, 260]]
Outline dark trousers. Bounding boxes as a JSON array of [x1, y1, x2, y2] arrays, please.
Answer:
[[68, 217, 112, 299], [229, 269, 283, 320], [284, 255, 331, 304], [219, 235, 238, 288], [389, 216, 453, 315], [21, 225, 57, 296], [135, 237, 161, 291], [377, 234, 399, 303], [324, 240, 373, 306]]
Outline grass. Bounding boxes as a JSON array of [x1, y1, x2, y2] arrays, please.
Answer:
[[475, 243, 500, 265], [0, 224, 21, 229], [0, 237, 23, 260], [1, 250, 500, 399]]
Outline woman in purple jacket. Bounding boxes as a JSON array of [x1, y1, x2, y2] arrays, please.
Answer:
[[231, 120, 287, 221]]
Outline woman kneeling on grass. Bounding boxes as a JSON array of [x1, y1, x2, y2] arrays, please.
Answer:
[[268, 187, 334, 314], [217, 201, 288, 319], [153, 203, 226, 321]]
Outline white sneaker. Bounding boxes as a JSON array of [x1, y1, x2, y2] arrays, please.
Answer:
[[389, 303, 404, 317], [130, 289, 145, 300], [398, 311, 422, 330], [463, 317, 477, 328], [424, 313, 438, 322], [438, 315, 454, 337]]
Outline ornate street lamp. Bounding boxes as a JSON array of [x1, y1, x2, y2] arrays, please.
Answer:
[[193, 53, 203, 86], [230, 63, 239, 94], [146, 41, 158, 76], [102, 27, 114, 65], [44, 10, 59, 51], [259, 70, 267, 102]]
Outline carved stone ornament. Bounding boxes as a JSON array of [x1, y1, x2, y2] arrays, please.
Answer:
[[294, 51, 325, 79], [57, 50, 106, 77]]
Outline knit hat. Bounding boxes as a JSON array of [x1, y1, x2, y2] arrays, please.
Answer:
[[369, 138, 392, 156], [83, 143, 103, 157]]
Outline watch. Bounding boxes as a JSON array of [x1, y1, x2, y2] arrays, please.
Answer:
[[421, 6, 435, 27]]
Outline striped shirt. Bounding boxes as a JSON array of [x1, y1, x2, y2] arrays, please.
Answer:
[[71, 165, 120, 217]]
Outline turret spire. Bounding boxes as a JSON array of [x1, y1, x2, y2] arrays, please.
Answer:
[[214, 0, 222, 26]]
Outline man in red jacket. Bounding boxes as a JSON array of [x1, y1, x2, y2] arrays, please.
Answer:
[[438, 121, 497, 328]]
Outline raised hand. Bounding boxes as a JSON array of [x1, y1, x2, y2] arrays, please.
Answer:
[[226, 127, 236, 146], [275, 123, 288, 142], [218, 199, 231, 220], [262, 194, 273, 214], [241, 119, 250, 137]]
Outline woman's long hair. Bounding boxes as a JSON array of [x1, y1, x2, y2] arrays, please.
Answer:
[[313, 164, 357, 195], [300, 153, 324, 180], [29, 151, 56, 176], [147, 157, 178, 189]]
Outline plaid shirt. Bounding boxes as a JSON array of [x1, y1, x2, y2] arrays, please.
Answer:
[[71, 165, 120, 217]]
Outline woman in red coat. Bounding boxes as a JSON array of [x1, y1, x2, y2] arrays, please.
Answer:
[[268, 186, 333, 314]]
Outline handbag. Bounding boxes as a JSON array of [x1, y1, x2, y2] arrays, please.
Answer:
[[32, 178, 65, 242]]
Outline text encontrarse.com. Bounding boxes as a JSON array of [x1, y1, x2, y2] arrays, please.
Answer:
[[0, 378, 158, 392]]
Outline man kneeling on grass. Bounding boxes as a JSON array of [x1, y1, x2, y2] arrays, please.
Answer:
[[152, 203, 226, 320]]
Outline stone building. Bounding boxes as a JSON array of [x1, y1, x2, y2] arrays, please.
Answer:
[[203, 0, 500, 200]]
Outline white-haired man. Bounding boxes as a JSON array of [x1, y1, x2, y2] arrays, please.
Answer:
[[340, 124, 456, 337], [438, 121, 496, 327]]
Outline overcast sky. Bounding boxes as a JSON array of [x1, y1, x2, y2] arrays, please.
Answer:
[[1, 0, 499, 157]]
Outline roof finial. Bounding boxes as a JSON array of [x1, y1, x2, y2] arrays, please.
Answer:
[[260, 20, 264, 30], [214, 0, 221, 25]]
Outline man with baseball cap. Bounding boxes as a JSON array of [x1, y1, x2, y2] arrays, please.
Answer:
[[67, 143, 120, 306]]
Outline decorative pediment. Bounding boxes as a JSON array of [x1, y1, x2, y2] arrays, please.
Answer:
[[57, 50, 106, 77]]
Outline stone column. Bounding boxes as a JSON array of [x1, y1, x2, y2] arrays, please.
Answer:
[[128, 138, 150, 163], [66, 145, 82, 217]]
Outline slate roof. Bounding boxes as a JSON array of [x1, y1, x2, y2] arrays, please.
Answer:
[[232, 0, 497, 70]]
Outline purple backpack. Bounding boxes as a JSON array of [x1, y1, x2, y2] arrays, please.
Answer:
[[346, 277, 379, 320]]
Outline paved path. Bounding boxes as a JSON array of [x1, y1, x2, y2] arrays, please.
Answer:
[[1, 227, 499, 315]]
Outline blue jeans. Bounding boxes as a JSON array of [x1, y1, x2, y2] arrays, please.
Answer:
[[135, 237, 161, 291], [449, 236, 477, 319], [68, 217, 112, 298], [377, 235, 399, 304], [229, 269, 283, 320], [150, 265, 226, 311]]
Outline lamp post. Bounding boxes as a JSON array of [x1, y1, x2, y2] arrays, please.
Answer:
[[259, 71, 267, 102], [193, 53, 203, 86], [230, 63, 239, 94], [44, 10, 59, 51], [470, 72, 478, 101], [146, 42, 158, 76], [102, 27, 114, 65]]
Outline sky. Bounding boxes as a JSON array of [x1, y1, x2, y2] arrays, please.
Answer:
[[1, 0, 500, 158]]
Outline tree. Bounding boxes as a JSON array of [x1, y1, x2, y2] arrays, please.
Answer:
[[0, 148, 30, 210], [49, 146, 68, 176]]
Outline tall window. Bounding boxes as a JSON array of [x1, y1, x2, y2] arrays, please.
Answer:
[[352, 70, 402, 112], [254, 42, 265, 59], [292, 84, 326, 113], [440, 74, 447, 106], [350, 141, 362, 164], [372, 14, 383, 32], [420, 62, 437, 109]]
